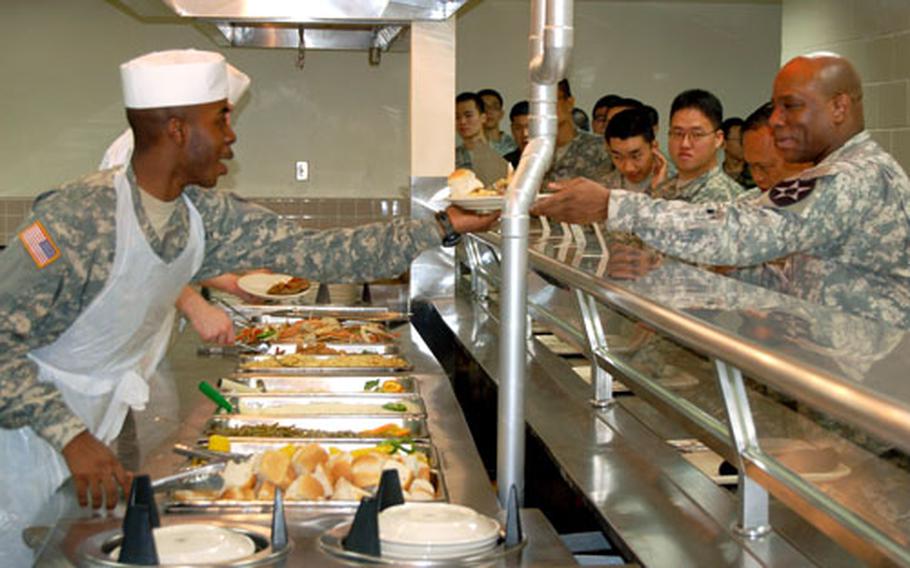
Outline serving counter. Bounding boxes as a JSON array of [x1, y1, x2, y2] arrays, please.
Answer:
[[408, 228, 910, 567], [31, 311, 576, 566]]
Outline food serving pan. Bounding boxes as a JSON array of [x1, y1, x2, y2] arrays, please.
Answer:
[[237, 318, 400, 344], [218, 375, 418, 395], [237, 353, 412, 373], [223, 393, 426, 417], [259, 342, 399, 355], [204, 414, 429, 440], [164, 440, 447, 512]]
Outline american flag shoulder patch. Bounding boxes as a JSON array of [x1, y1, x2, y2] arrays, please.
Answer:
[[18, 221, 60, 269]]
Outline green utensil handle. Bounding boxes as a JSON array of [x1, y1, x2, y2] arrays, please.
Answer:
[[198, 380, 234, 413]]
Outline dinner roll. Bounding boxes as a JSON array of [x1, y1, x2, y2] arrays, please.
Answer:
[[286, 473, 325, 500], [258, 449, 294, 489], [291, 443, 328, 475], [351, 453, 383, 488], [448, 168, 484, 199]]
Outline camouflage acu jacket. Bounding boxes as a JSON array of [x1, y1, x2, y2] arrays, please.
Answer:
[[543, 130, 614, 185], [651, 165, 743, 203]]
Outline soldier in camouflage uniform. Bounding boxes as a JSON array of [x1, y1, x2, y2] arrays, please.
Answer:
[[0, 50, 495, 559], [650, 89, 742, 204], [652, 164, 743, 204], [602, 107, 669, 194], [735, 102, 812, 203], [542, 79, 614, 187], [533, 54, 910, 330]]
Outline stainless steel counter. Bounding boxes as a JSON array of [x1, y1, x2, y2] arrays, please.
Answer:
[[33, 321, 575, 566], [431, 294, 859, 567]]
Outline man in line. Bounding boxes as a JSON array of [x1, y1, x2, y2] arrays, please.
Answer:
[[591, 93, 624, 136], [651, 89, 743, 204], [478, 88, 518, 156], [721, 117, 755, 188], [603, 97, 644, 131], [532, 53, 910, 329], [543, 79, 614, 186], [503, 100, 530, 168], [602, 107, 667, 193], [455, 91, 510, 185], [0, 49, 497, 563], [741, 102, 811, 195]]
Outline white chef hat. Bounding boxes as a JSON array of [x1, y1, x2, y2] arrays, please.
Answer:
[[101, 55, 251, 170], [227, 64, 251, 105], [120, 49, 230, 109]]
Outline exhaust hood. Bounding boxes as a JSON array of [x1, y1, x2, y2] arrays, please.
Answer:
[[116, 0, 469, 62]]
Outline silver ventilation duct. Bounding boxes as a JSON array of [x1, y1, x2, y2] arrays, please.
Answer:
[[497, 0, 573, 507], [113, 0, 469, 59]]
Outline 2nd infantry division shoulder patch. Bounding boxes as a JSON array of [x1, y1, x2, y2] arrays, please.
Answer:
[[18, 220, 60, 269], [768, 178, 817, 207]]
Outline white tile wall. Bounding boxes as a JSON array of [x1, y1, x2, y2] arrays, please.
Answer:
[[782, 0, 910, 174]]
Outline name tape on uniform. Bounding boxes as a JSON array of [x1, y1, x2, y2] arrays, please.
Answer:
[[18, 221, 60, 269]]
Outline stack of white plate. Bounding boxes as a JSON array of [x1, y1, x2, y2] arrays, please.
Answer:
[[378, 503, 501, 560], [111, 524, 256, 565]]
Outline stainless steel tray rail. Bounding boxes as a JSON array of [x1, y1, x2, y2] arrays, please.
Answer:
[[463, 231, 910, 566]]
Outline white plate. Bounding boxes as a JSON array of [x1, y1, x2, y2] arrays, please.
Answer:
[[237, 273, 310, 300], [379, 503, 501, 546], [448, 196, 503, 212], [381, 539, 498, 560], [111, 524, 256, 564]]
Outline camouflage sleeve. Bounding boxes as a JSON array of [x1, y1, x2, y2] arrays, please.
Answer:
[[607, 175, 870, 267], [192, 191, 442, 282], [0, 225, 87, 451]]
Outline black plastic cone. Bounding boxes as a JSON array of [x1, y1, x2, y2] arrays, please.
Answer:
[[118, 503, 158, 565], [342, 496, 381, 557], [504, 484, 523, 546], [271, 488, 288, 551], [376, 469, 404, 512]]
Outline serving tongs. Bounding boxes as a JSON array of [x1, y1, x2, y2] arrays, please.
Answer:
[[151, 462, 226, 492], [213, 296, 256, 326], [197, 342, 264, 357], [172, 442, 250, 464]]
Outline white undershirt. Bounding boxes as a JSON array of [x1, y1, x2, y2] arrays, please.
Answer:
[[137, 188, 178, 237]]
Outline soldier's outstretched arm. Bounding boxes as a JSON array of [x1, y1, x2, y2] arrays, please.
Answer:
[[192, 190, 497, 283], [606, 172, 874, 267]]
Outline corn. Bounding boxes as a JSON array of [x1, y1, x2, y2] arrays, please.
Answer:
[[351, 446, 383, 458], [208, 435, 231, 452]]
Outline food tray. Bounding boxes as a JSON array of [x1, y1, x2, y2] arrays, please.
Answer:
[[164, 440, 447, 511], [225, 393, 426, 417], [237, 318, 400, 345], [219, 375, 418, 395], [259, 343, 399, 355], [670, 438, 852, 486], [238, 353, 412, 373], [204, 414, 429, 440]]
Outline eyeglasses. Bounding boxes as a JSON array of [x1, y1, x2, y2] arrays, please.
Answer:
[[668, 129, 716, 142]]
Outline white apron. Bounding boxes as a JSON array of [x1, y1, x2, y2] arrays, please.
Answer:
[[0, 168, 204, 565]]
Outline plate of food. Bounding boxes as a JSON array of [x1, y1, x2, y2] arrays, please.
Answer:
[[445, 169, 506, 212], [237, 274, 311, 300]]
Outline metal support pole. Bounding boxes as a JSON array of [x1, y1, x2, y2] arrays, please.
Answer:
[[575, 290, 614, 408], [463, 238, 489, 300], [715, 359, 772, 539]]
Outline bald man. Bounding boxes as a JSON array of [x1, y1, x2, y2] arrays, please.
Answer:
[[532, 53, 910, 329]]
